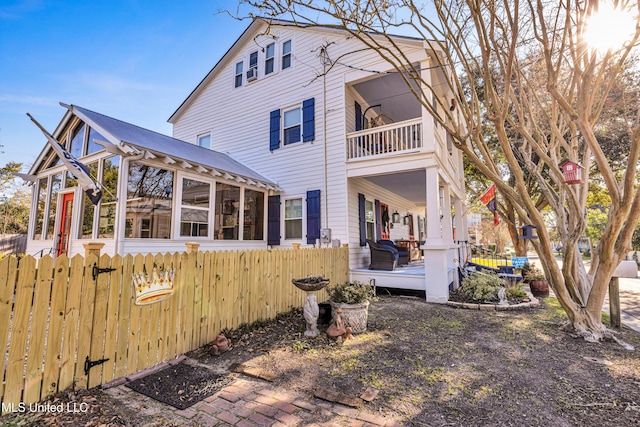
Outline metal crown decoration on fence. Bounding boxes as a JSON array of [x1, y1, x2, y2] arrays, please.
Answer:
[[132, 267, 176, 305]]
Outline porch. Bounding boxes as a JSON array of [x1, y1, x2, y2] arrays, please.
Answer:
[[350, 258, 458, 293]]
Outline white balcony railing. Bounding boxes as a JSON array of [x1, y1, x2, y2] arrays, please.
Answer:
[[346, 118, 422, 160]]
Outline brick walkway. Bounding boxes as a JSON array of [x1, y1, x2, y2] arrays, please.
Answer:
[[103, 358, 404, 427]]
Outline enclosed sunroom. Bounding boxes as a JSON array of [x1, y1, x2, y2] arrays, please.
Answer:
[[26, 104, 277, 258]]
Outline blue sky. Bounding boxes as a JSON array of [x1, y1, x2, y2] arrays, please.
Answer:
[[0, 0, 249, 172]]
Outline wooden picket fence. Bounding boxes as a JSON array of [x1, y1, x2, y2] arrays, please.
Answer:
[[0, 245, 349, 413]]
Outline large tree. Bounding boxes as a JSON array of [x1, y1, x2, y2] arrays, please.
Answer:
[[239, 0, 640, 344]]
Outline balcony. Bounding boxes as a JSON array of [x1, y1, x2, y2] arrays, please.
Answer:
[[346, 118, 422, 160]]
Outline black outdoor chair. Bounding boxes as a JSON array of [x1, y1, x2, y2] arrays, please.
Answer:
[[377, 239, 409, 265], [366, 239, 398, 271]]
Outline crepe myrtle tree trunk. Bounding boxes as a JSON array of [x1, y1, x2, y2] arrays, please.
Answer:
[[236, 0, 640, 345]]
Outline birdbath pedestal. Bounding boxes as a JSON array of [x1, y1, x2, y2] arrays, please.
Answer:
[[292, 276, 329, 337]]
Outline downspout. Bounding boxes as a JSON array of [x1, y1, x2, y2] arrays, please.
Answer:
[[116, 151, 144, 255], [322, 60, 329, 240]]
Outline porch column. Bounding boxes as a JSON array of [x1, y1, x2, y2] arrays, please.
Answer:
[[441, 185, 453, 245], [454, 198, 469, 243], [425, 167, 441, 242], [420, 60, 435, 152], [423, 167, 449, 303]]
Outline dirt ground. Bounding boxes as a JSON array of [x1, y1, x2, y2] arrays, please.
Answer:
[[4, 295, 640, 426]]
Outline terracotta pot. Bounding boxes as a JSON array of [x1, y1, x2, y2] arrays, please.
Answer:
[[330, 301, 370, 333], [529, 279, 549, 297]]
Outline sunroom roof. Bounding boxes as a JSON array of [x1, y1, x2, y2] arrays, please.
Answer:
[[66, 104, 276, 188]]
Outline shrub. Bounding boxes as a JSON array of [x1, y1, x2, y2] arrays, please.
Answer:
[[461, 271, 503, 302], [327, 281, 375, 304], [506, 283, 527, 299]]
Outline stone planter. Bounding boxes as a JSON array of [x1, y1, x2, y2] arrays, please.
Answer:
[[330, 301, 370, 334], [529, 279, 549, 298]]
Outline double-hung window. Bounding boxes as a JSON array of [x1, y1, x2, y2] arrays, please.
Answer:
[[284, 198, 302, 239], [249, 51, 258, 72], [283, 106, 302, 145], [282, 40, 292, 69], [235, 62, 243, 88], [265, 43, 275, 75], [365, 200, 375, 240], [269, 98, 314, 150]]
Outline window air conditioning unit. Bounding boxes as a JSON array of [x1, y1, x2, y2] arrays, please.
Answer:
[[246, 67, 257, 81]]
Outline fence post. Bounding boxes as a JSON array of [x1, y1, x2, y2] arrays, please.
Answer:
[[83, 241, 105, 257], [185, 242, 200, 254]]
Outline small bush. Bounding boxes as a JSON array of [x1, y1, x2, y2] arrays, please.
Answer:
[[461, 271, 503, 302], [506, 283, 527, 299], [327, 281, 376, 304]]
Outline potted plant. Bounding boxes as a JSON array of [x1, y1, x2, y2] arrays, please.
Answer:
[[326, 281, 375, 333], [523, 264, 549, 297]]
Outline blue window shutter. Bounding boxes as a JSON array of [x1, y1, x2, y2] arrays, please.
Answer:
[[358, 193, 366, 246], [270, 109, 281, 150], [374, 199, 381, 241], [355, 101, 362, 131], [306, 189, 321, 244], [302, 98, 315, 142], [267, 195, 281, 245]]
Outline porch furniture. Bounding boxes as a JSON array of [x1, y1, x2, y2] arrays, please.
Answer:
[[378, 239, 409, 265], [366, 239, 398, 271], [395, 239, 421, 262]]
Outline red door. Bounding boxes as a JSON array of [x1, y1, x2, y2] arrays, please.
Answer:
[[57, 193, 74, 256]]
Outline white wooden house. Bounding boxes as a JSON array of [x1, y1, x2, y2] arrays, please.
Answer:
[[25, 19, 468, 302]]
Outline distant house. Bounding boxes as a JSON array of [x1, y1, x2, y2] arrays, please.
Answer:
[[25, 19, 468, 302]]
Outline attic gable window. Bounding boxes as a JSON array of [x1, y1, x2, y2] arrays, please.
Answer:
[[198, 133, 211, 149], [249, 51, 258, 70], [246, 51, 259, 82], [282, 40, 292, 69], [265, 43, 275, 75], [70, 123, 86, 159], [235, 61, 243, 88]]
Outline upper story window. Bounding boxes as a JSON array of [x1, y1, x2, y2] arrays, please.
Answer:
[[265, 43, 275, 75], [283, 106, 302, 145], [198, 133, 211, 149], [247, 51, 258, 82], [249, 51, 258, 70], [282, 40, 292, 69], [269, 98, 315, 151], [235, 62, 243, 88]]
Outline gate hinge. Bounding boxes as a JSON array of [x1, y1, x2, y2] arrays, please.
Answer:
[[92, 263, 117, 281], [84, 356, 110, 375]]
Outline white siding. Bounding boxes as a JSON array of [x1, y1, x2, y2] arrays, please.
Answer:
[[170, 23, 460, 272]]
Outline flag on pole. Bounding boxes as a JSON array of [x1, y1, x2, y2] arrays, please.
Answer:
[[479, 183, 500, 226], [27, 113, 103, 205]]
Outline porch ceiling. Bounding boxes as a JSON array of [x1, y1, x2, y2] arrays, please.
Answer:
[[352, 71, 421, 123], [365, 170, 426, 205]]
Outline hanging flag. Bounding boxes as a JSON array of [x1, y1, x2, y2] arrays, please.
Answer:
[[27, 113, 103, 205], [479, 183, 500, 226]]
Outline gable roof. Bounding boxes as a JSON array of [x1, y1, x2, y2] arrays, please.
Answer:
[[168, 17, 425, 123], [30, 104, 276, 188]]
